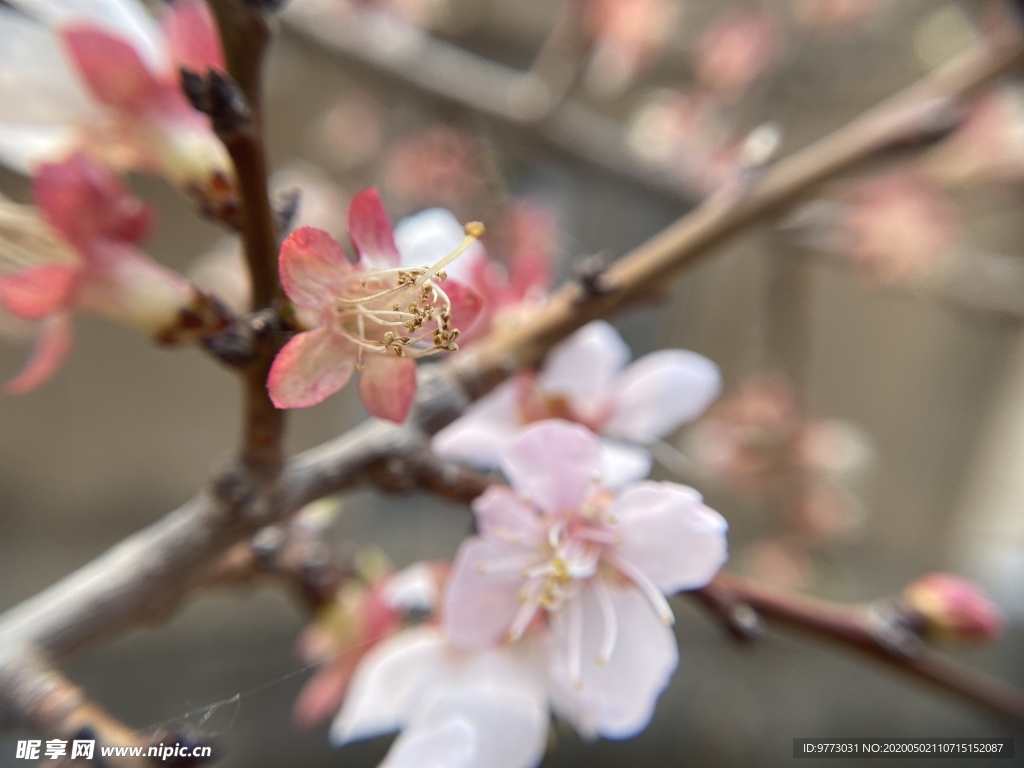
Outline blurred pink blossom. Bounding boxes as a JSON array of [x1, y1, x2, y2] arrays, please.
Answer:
[[383, 126, 484, 209], [0, 0, 235, 212], [267, 189, 482, 421], [0, 152, 223, 394], [902, 572, 1004, 644], [433, 320, 721, 487], [583, 0, 680, 97], [694, 10, 782, 101]]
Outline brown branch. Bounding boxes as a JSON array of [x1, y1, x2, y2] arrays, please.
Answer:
[[0, 29, 1021, 732], [0, 654, 162, 767], [207, 1, 287, 479], [692, 573, 1024, 725]]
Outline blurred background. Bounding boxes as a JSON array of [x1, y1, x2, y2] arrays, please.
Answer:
[[1, 0, 1024, 765]]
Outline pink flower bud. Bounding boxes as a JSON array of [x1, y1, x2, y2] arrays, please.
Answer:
[[902, 572, 1004, 644]]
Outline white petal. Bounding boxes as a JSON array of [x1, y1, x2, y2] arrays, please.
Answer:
[[8, 0, 166, 72], [381, 717, 476, 768], [393, 689, 547, 768], [430, 381, 520, 471], [329, 626, 447, 745], [0, 10, 96, 125], [605, 350, 721, 443], [0, 123, 77, 174], [500, 420, 602, 516], [538, 321, 629, 417], [472, 485, 545, 547], [381, 562, 441, 613], [611, 481, 728, 593], [547, 584, 678, 740], [597, 439, 652, 489], [394, 207, 486, 282]]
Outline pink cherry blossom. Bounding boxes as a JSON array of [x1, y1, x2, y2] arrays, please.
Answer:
[[0, 0, 235, 212], [0, 152, 223, 394], [443, 420, 728, 736], [694, 10, 782, 101], [583, 0, 681, 98], [267, 188, 483, 422], [395, 201, 553, 344], [432, 320, 721, 486]]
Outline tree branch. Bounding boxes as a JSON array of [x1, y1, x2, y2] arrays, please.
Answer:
[[692, 573, 1024, 725]]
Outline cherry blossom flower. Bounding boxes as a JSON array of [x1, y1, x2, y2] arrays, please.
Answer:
[[0, 0, 235, 212], [267, 188, 483, 421], [395, 202, 553, 343], [432, 320, 721, 487], [443, 420, 728, 738], [0, 152, 225, 394]]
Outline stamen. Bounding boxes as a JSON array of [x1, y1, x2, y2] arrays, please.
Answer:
[[415, 222, 485, 285], [507, 583, 542, 643], [606, 554, 675, 626], [594, 577, 618, 665]]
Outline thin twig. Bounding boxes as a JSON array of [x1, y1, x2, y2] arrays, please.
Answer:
[[693, 573, 1024, 725]]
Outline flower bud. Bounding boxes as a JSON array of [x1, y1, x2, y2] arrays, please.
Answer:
[[902, 572, 1003, 644]]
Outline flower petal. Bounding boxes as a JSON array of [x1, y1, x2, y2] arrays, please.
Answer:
[[160, 0, 224, 73], [538, 321, 630, 415], [348, 188, 399, 270], [330, 626, 447, 745], [443, 278, 483, 336], [547, 584, 678, 739], [60, 25, 162, 112], [0, 264, 77, 320], [444, 537, 532, 651], [35, 152, 155, 249], [597, 439, 653, 489], [430, 381, 520, 470], [381, 717, 476, 768], [358, 353, 417, 423], [267, 327, 354, 409], [500, 419, 602, 515], [472, 485, 544, 547], [605, 350, 722, 443], [611, 481, 728, 593], [7, 312, 74, 394], [10, 0, 165, 72], [394, 207, 485, 281], [278, 226, 352, 310]]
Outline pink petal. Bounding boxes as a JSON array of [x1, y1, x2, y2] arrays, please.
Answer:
[[35, 153, 155, 250], [443, 278, 483, 335], [472, 486, 544, 547], [61, 25, 162, 112], [359, 353, 417, 423], [292, 657, 357, 731], [278, 226, 352, 310], [500, 419, 602, 515], [605, 350, 721, 443], [0, 265, 77, 320], [508, 248, 551, 301], [267, 327, 354, 409], [547, 584, 678, 739], [539, 321, 630, 416], [443, 538, 532, 651], [348, 188, 400, 270], [160, 0, 225, 72], [611, 481, 728, 593], [7, 313, 74, 395], [430, 381, 521, 469]]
